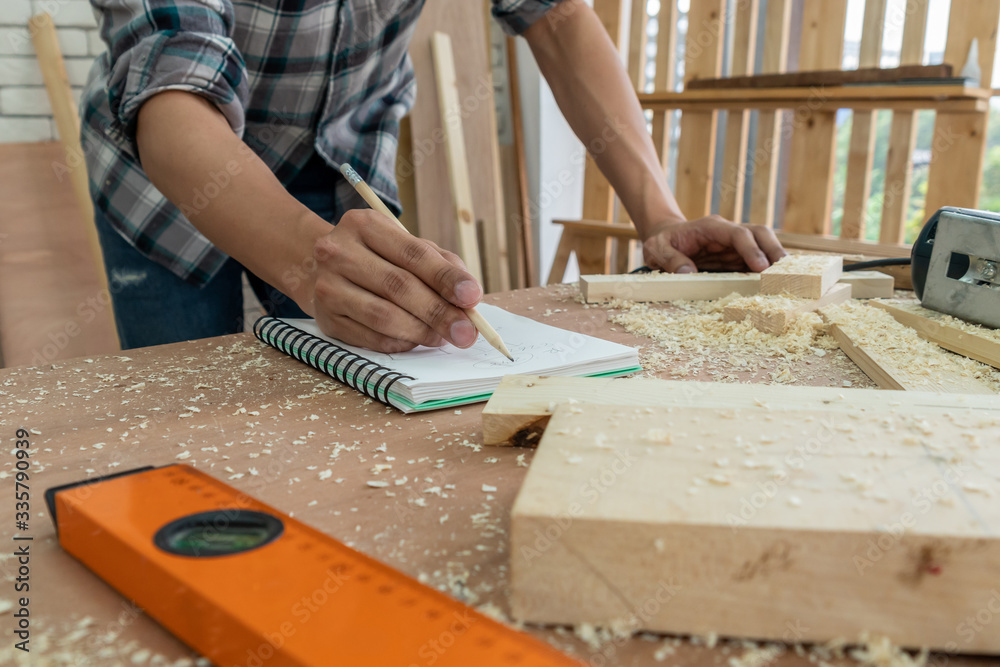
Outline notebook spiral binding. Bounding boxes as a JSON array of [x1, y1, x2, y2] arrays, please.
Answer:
[[252, 317, 414, 407]]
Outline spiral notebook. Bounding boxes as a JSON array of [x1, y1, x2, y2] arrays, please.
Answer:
[[253, 304, 641, 413]]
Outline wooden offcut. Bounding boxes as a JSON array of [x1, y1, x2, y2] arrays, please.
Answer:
[[837, 271, 895, 298], [481, 374, 1000, 446], [723, 283, 851, 334], [686, 63, 953, 90], [579, 272, 760, 303], [872, 300, 1000, 370], [760, 254, 843, 298], [510, 404, 1000, 651]]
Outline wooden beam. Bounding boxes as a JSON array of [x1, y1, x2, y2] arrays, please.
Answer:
[[431, 32, 484, 284], [674, 0, 726, 217], [759, 254, 843, 298], [649, 0, 678, 169], [782, 0, 848, 235], [841, 0, 887, 240], [717, 0, 758, 223], [749, 0, 792, 228], [481, 374, 1000, 445], [689, 64, 953, 90], [723, 283, 851, 334], [579, 272, 760, 302], [872, 300, 1000, 370], [880, 0, 929, 245], [511, 404, 1000, 650], [838, 271, 895, 298], [777, 231, 910, 258], [639, 84, 990, 106], [824, 303, 996, 393]]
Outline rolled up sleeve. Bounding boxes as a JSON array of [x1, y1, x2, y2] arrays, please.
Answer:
[[491, 0, 567, 35], [91, 0, 248, 157]]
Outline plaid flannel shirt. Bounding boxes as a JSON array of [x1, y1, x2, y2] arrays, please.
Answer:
[[83, 0, 563, 286]]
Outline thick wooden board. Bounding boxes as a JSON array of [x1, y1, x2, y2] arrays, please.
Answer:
[[687, 64, 954, 90], [579, 272, 760, 302], [723, 283, 851, 335], [760, 254, 843, 298], [872, 300, 1000, 370], [838, 271, 895, 298], [481, 374, 1000, 446], [510, 404, 1000, 650], [824, 302, 996, 394]]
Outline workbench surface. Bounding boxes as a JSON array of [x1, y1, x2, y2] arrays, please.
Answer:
[[0, 285, 990, 666]]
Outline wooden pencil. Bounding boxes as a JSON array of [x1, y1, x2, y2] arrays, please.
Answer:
[[339, 164, 514, 361]]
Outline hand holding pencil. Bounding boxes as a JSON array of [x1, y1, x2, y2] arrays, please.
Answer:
[[338, 164, 512, 361]]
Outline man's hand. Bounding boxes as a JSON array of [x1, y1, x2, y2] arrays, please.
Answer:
[[641, 216, 787, 273], [309, 209, 484, 353]]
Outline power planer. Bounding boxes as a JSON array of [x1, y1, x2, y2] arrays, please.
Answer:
[[911, 207, 1000, 329]]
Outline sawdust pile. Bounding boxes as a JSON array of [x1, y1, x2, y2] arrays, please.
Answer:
[[602, 293, 842, 382], [823, 300, 1000, 393]]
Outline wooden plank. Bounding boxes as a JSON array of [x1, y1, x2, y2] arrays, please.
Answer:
[[504, 34, 536, 287], [823, 303, 996, 393], [782, 0, 848, 236], [640, 84, 990, 105], [410, 0, 504, 286], [924, 0, 1000, 216], [395, 116, 419, 235], [759, 254, 843, 298], [640, 96, 987, 113], [723, 283, 851, 334], [431, 31, 484, 283], [838, 270, 895, 298], [881, 0, 929, 245], [687, 64, 954, 90], [717, 0, 758, 222], [579, 272, 760, 302], [841, 0, 887, 240], [749, 0, 792, 228], [481, 374, 1000, 445], [510, 403, 1000, 650], [649, 0, 677, 169], [480, 15, 511, 293], [674, 0, 726, 217], [872, 300, 1000, 370]]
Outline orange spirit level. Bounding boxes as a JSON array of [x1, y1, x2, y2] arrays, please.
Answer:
[[46, 465, 580, 667]]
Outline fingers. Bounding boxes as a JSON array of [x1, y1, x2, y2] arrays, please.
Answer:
[[644, 238, 697, 274], [363, 222, 483, 308], [316, 312, 422, 354], [723, 222, 771, 273], [749, 225, 787, 265]]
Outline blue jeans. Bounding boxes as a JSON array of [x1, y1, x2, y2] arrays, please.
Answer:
[[95, 154, 338, 349]]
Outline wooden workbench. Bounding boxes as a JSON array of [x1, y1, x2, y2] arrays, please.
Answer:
[[0, 285, 991, 666]]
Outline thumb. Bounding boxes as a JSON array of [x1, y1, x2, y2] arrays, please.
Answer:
[[649, 246, 697, 274]]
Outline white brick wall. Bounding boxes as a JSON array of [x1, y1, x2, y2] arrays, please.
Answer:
[[0, 0, 102, 143]]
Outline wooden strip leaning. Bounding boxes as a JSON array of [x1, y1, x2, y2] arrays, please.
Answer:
[[871, 300, 1000, 370], [481, 374, 1000, 446], [431, 32, 484, 283]]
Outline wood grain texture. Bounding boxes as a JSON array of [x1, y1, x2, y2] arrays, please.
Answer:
[[723, 283, 851, 334], [481, 374, 1000, 445], [410, 0, 505, 290], [674, 0, 726, 218], [748, 0, 791, 228], [760, 254, 843, 298], [842, 0, 886, 240], [782, 0, 847, 236], [924, 0, 1000, 216], [579, 272, 760, 302], [880, 0, 929, 245], [872, 300, 1000, 369], [511, 404, 1000, 650]]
